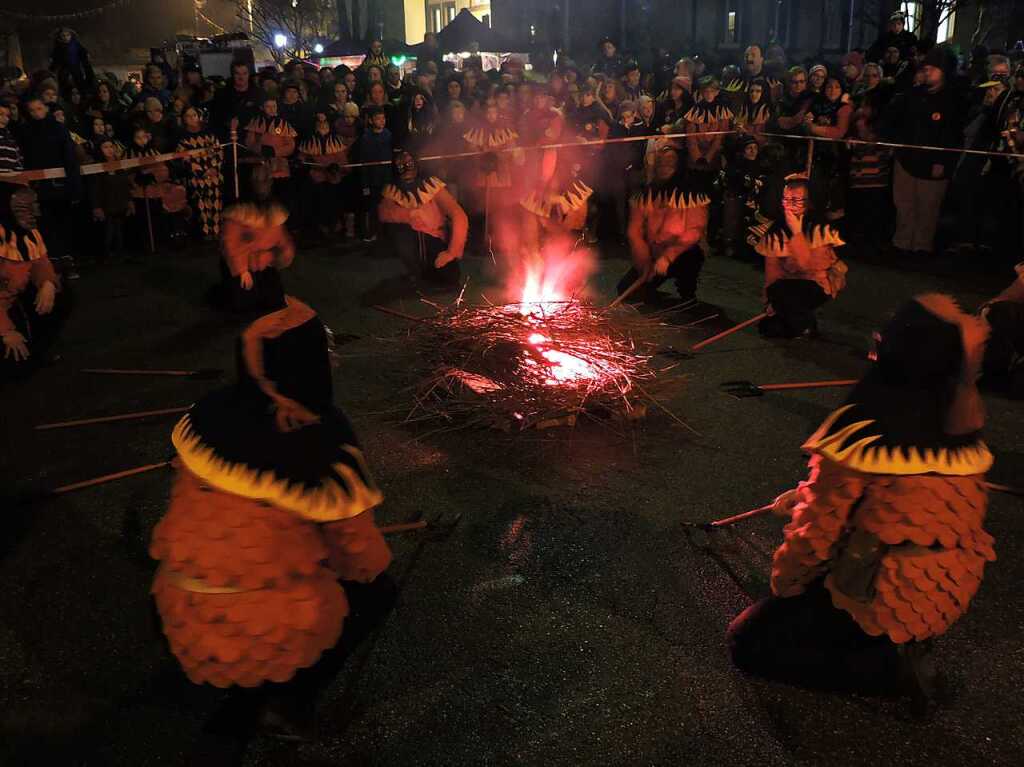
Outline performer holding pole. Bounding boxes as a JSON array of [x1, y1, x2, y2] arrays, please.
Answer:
[[615, 147, 710, 305], [751, 174, 847, 338], [726, 295, 996, 710]]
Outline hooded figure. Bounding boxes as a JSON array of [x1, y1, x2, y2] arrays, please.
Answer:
[[727, 294, 995, 710], [48, 28, 96, 96], [150, 180, 391, 737]]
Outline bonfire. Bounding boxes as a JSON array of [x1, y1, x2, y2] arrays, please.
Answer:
[[389, 258, 688, 433]]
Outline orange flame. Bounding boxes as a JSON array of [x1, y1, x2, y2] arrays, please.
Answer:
[[510, 243, 596, 317]]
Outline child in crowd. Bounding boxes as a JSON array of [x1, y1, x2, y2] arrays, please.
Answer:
[[90, 137, 135, 262]]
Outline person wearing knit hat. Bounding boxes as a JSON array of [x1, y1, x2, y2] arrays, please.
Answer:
[[592, 36, 624, 78], [841, 51, 865, 91], [808, 64, 828, 94], [727, 294, 995, 712], [885, 44, 963, 257], [868, 9, 920, 62]]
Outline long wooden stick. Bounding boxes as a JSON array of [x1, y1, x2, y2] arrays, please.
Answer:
[[757, 379, 858, 392], [82, 368, 211, 377], [987, 482, 1024, 497], [51, 461, 172, 495], [705, 482, 1022, 529], [36, 406, 190, 431], [706, 504, 774, 528], [690, 312, 768, 352], [371, 305, 435, 325], [379, 520, 429, 534], [607, 272, 649, 309]]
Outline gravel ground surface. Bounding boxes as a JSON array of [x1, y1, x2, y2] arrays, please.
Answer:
[[2, 238, 1022, 767]]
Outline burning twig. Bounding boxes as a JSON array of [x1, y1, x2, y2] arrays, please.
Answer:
[[379, 295, 684, 432]]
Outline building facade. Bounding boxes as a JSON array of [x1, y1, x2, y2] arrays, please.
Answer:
[[402, 0, 493, 43], [490, 0, 1023, 64]]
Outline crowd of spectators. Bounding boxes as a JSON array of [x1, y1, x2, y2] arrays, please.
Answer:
[[1, 13, 1023, 282]]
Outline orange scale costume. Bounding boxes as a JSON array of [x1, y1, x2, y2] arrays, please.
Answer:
[[150, 234, 390, 705], [727, 295, 996, 704]]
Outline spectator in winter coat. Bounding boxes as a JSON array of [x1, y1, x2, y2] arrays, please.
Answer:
[[883, 46, 963, 257]]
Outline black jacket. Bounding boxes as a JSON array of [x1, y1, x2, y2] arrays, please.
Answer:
[[211, 84, 265, 140], [883, 84, 964, 179], [18, 116, 82, 200]]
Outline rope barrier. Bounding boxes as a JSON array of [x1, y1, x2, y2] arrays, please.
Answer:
[[0, 142, 231, 184], [4, 126, 1022, 183]]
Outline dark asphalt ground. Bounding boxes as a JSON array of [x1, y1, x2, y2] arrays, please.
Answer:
[[2, 236, 1023, 767]]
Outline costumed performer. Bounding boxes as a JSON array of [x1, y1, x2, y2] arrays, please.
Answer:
[[378, 148, 467, 288], [150, 218, 392, 738], [751, 175, 847, 338], [727, 295, 995, 710], [616, 146, 709, 304]]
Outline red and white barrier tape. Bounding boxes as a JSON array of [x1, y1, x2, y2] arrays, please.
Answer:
[[0, 142, 230, 184]]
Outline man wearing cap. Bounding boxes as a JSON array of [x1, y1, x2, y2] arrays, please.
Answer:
[[951, 63, 1013, 258], [882, 45, 962, 258], [868, 11, 919, 63], [279, 80, 313, 137], [622, 62, 646, 101], [592, 37, 624, 78]]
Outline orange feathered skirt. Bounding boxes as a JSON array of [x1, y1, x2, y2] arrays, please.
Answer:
[[150, 468, 349, 688]]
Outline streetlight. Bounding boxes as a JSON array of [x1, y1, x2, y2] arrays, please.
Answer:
[[314, 43, 324, 54], [274, 33, 287, 48]]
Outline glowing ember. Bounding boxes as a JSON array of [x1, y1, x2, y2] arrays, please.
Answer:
[[524, 331, 599, 384]]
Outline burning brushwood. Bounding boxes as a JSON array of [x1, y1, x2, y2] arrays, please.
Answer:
[[375, 291, 684, 432]]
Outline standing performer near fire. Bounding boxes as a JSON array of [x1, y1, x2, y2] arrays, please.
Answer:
[[216, 163, 295, 314], [150, 210, 392, 738], [616, 146, 710, 304], [727, 295, 995, 709], [462, 101, 520, 257], [378, 148, 468, 287], [518, 105, 592, 272], [751, 175, 847, 338]]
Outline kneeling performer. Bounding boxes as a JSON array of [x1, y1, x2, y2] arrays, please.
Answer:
[[379, 149, 468, 288], [752, 175, 847, 338], [616, 147, 710, 304], [727, 295, 996, 708]]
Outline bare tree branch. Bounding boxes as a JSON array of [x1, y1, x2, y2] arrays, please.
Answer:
[[236, 0, 335, 63]]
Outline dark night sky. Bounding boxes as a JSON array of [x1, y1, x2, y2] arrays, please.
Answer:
[[7, 0, 243, 69]]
